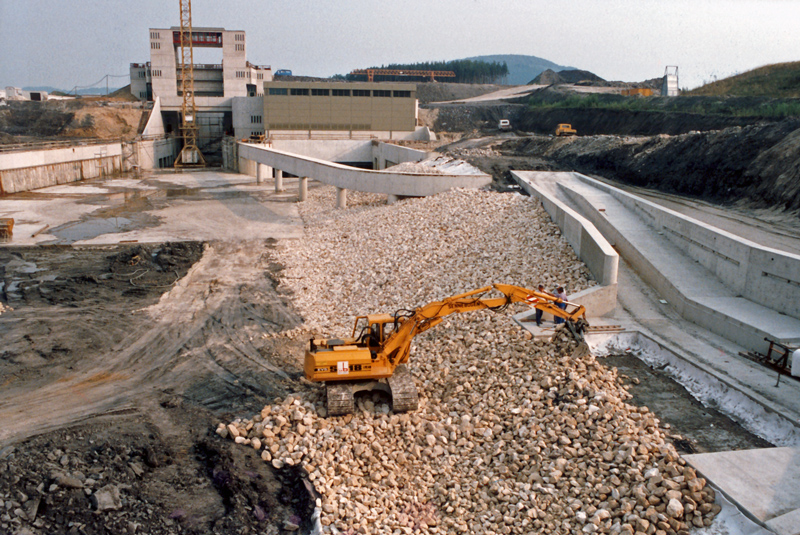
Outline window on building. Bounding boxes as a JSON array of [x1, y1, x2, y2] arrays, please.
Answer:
[[150, 31, 160, 39], [251, 115, 262, 124], [150, 42, 161, 50], [152, 69, 161, 77], [235, 44, 244, 51], [139, 71, 146, 78], [373, 90, 391, 97], [353, 89, 370, 97], [290, 88, 309, 96], [269, 88, 289, 95], [332, 89, 351, 96], [311, 89, 329, 96], [393, 90, 411, 98], [257, 73, 263, 80]]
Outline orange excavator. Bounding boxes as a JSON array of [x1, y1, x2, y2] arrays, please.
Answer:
[[304, 284, 588, 415]]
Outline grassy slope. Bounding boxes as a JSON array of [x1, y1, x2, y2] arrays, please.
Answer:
[[688, 61, 800, 98]]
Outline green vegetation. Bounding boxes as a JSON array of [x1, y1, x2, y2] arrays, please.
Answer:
[[346, 60, 509, 84], [688, 62, 800, 98], [527, 92, 800, 118]]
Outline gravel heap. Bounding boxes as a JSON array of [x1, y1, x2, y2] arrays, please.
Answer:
[[275, 187, 594, 337], [218, 186, 719, 533]]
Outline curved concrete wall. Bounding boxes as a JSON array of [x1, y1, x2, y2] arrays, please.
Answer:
[[573, 173, 800, 320], [511, 170, 619, 316], [238, 143, 491, 196]]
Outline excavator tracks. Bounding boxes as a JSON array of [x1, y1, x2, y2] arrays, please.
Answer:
[[324, 365, 419, 416], [387, 364, 419, 413], [326, 382, 355, 416]]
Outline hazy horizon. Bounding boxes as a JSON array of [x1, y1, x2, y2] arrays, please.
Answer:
[[1, 0, 798, 91]]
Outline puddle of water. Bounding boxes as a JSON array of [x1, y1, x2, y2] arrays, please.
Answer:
[[48, 217, 135, 243]]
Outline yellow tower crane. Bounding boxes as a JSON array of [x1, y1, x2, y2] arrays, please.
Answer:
[[175, 0, 206, 167]]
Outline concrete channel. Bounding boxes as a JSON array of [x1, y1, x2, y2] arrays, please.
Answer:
[[513, 170, 800, 535]]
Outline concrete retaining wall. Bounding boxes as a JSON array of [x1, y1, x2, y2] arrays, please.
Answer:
[[270, 140, 373, 164], [0, 143, 123, 194], [374, 143, 432, 170], [238, 143, 491, 196], [136, 137, 180, 169], [511, 170, 619, 316], [573, 173, 800, 320]]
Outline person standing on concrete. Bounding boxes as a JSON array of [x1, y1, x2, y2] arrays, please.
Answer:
[[535, 284, 549, 326], [554, 286, 568, 325]]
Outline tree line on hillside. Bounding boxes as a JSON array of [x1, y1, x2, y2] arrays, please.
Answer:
[[337, 60, 509, 84]]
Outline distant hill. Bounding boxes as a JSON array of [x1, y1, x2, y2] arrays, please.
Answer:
[[688, 61, 800, 97], [463, 54, 575, 85], [23, 86, 124, 96], [532, 69, 604, 85]]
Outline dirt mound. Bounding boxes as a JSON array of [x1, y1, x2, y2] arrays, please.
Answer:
[[0, 400, 316, 535], [0, 100, 145, 141], [531, 68, 605, 85]]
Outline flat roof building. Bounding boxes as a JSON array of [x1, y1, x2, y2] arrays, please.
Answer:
[[130, 27, 272, 109], [262, 81, 418, 137]]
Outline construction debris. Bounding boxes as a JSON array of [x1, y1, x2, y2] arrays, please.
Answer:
[[219, 186, 718, 533]]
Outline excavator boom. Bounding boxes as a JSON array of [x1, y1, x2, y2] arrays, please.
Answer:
[[304, 283, 587, 415]]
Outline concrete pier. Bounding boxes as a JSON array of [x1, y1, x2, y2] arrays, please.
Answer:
[[256, 163, 271, 185], [299, 177, 308, 202], [275, 169, 284, 193], [335, 187, 347, 209]]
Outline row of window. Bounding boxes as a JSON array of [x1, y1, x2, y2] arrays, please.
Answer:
[[158, 155, 175, 168], [235, 44, 244, 51], [150, 31, 161, 40], [250, 115, 262, 123], [152, 69, 162, 77], [234, 33, 245, 42], [268, 88, 412, 98], [150, 42, 161, 50], [137, 71, 147, 78], [267, 123, 374, 131]]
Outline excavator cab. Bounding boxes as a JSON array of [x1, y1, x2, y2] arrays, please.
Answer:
[[352, 314, 396, 348]]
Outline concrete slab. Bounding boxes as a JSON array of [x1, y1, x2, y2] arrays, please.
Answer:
[[0, 170, 304, 246], [685, 447, 800, 535]]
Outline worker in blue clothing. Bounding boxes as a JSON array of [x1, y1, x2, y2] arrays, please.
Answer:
[[553, 286, 568, 324]]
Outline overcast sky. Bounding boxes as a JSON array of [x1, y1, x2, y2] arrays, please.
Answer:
[[1, 0, 798, 91]]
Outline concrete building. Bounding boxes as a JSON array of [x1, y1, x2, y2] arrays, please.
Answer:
[[262, 81, 418, 138], [129, 27, 272, 147]]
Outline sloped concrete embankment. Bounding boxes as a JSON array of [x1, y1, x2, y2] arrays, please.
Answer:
[[505, 117, 800, 211]]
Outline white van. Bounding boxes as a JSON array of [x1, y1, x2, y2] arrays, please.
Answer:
[[498, 119, 511, 130]]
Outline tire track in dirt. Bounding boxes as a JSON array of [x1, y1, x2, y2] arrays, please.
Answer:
[[0, 240, 304, 446]]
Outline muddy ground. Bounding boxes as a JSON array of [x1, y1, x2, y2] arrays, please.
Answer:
[[0, 241, 321, 534], [601, 354, 773, 455]]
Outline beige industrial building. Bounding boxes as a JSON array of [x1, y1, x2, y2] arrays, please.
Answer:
[[262, 82, 418, 136], [130, 27, 272, 150], [129, 28, 426, 166]]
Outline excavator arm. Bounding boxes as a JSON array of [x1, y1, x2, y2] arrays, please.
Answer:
[[377, 284, 586, 371], [304, 283, 588, 415]]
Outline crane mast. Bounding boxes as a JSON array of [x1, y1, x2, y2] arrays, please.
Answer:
[[176, 0, 205, 167]]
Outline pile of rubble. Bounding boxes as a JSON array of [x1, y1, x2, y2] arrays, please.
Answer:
[[219, 328, 719, 534], [218, 186, 719, 533], [275, 187, 594, 336]]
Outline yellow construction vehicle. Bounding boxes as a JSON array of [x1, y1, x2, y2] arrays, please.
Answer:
[[304, 284, 588, 415], [555, 123, 577, 136]]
